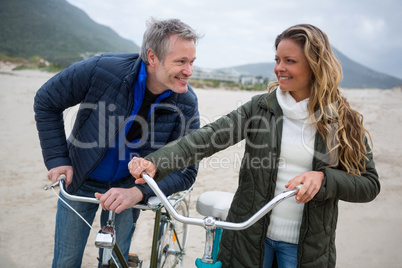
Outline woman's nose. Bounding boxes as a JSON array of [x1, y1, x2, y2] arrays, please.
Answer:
[[275, 61, 285, 72]]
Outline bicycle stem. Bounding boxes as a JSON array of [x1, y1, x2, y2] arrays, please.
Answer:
[[201, 227, 216, 263]]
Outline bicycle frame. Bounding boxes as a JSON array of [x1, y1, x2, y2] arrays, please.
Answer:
[[140, 173, 301, 266]]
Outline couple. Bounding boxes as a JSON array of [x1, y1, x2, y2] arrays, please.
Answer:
[[35, 18, 379, 268]]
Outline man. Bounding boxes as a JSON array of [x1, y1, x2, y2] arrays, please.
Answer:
[[34, 18, 201, 267]]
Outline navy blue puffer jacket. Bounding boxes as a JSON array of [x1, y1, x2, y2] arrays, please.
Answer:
[[34, 53, 200, 200]]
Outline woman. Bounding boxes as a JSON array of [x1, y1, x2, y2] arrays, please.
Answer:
[[125, 24, 380, 268]]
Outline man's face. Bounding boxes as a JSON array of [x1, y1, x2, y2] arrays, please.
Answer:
[[149, 35, 196, 94]]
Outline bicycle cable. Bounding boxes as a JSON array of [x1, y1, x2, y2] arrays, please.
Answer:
[[51, 187, 120, 268]]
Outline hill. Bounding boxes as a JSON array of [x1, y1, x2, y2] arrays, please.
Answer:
[[0, 0, 140, 67], [219, 47, 402, 89], [1, 0, 400, 89]]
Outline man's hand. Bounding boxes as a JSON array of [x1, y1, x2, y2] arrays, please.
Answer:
[[286, 171, 324, 204], [128, 157, 157, 184], [95, 187, 144, 214], [47, 165, 73, 187]]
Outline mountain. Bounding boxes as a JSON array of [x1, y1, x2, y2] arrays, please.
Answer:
[[332, 48, 402, 89], [1, 0, 400, 89], [219, 47, 402, 89], [0, 0, 140, 67]]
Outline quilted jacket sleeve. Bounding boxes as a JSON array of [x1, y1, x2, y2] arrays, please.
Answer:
[[314, 140, 380, 203], [146, 97, 253, 183], [34, 57, 98, 170]]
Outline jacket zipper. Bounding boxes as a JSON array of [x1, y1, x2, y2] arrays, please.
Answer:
[[297, 142, 317, 267]]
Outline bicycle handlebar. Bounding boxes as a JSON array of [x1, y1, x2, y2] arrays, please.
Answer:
[[141, 173, 301, 231], [49, 174, 301, 230], [46, 173, 301, 265], [51, 175, 153, 210]]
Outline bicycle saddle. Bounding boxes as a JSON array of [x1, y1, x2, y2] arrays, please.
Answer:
[[196, 191, 234, 221]]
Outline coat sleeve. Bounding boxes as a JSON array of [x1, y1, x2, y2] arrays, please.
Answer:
[[314, 141, 380, 203], [145, 98, 254, 183], [34, 57, 98, 170]]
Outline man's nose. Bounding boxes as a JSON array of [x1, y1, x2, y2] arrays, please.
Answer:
[[183, 63, 193, 76]]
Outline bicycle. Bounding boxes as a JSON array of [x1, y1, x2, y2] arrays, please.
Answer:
[[45, 174, 300, 267], [44, 175, 192, 268], [139, 173, 302, 267]]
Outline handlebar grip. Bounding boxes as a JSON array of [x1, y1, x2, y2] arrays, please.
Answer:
[[57, 174, 66, 181], [43, 174, 66, 190]]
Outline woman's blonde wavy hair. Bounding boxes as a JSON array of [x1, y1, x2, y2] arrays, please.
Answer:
[[268, 24, 372, 175]]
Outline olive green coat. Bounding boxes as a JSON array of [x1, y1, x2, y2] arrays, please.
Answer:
[[147, 90, 380, 268]]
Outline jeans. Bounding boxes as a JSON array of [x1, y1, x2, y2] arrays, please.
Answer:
[[52, 177, 136, 268], [263, 237, 298, 268]]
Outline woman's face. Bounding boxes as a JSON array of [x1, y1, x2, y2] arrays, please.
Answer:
[[274, 39, 313, 102]]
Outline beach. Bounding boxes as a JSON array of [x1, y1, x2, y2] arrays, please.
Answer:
[[0, 66, 401, 267]]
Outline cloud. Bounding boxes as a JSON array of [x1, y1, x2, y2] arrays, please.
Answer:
[[67, 0, 402, 79], [358, 17, 386, 37]]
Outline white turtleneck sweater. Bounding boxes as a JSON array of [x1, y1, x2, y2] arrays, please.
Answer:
[[266, 89, 316, 244]]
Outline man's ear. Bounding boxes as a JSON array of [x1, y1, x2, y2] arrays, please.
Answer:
[[147, 49, 158, 67]]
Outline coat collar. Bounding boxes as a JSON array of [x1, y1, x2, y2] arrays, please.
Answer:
[[259, 88, 283, 117]]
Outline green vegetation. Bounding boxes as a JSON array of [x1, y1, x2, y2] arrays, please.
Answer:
[[1, 53, 64, 72], [13, 61, 64, 73], [189, 79, 269, 91], [0, 54, 26, 62], [0, 0, 139, 67]]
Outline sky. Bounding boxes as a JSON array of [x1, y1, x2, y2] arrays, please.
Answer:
[[67, 0, 402, 79]]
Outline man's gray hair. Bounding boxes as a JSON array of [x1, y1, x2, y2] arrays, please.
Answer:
[[140, 18, 202, 65]]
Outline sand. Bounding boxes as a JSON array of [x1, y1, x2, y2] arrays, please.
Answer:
[[0, 65, 401, 267]]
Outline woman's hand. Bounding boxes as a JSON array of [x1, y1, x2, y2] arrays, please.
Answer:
[[286, 171, 324, 204], [128, 157, 157, 184]]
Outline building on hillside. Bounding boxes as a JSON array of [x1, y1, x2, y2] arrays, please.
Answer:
[[192, 66, 266, 85]]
